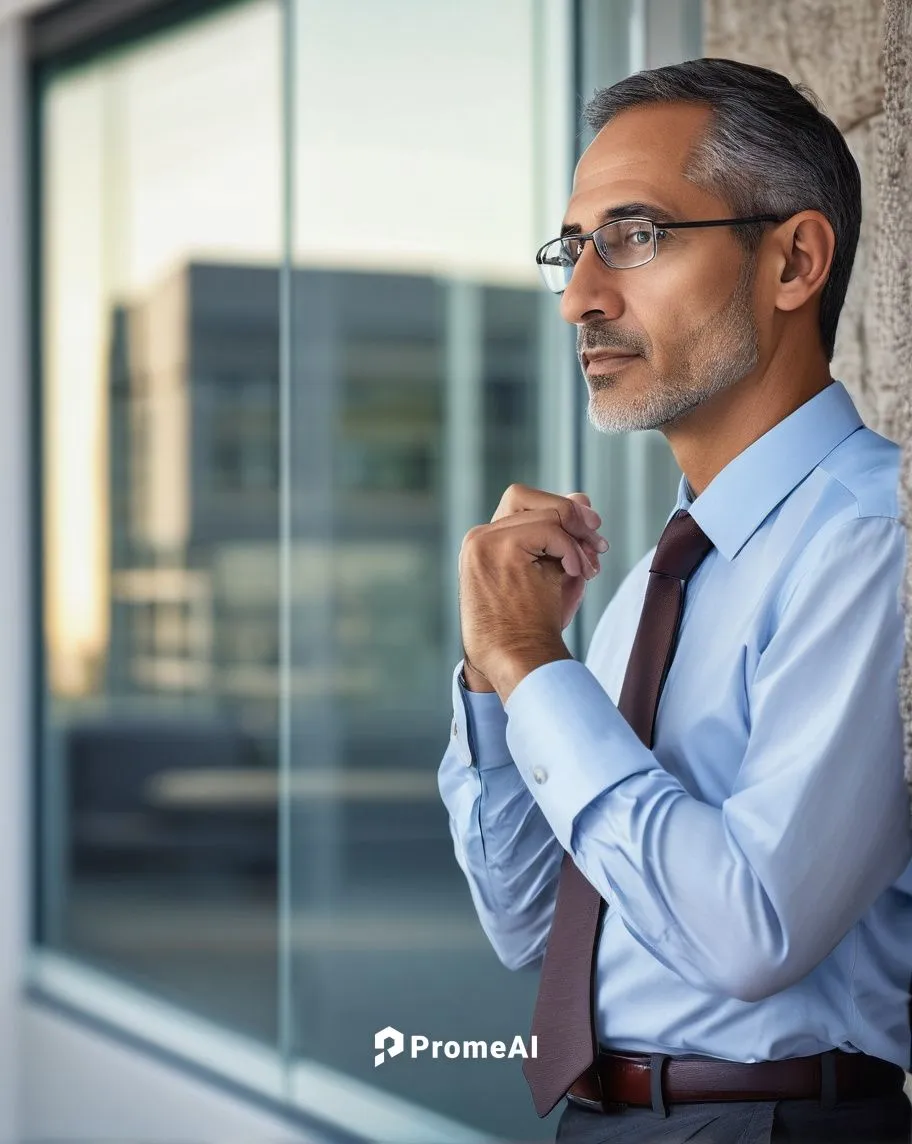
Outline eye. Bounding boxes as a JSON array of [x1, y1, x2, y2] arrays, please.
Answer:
[[560, 236, 584, 262], [654, 228, 670, 242], [629, 229, 652, 246]]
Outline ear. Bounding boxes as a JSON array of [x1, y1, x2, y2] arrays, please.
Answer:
[[772, 210, 835, 314]]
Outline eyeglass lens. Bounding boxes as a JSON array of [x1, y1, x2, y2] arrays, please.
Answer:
[[537, 219, 657, 292]]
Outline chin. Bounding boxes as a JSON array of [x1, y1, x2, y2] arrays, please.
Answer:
[[587, 394, 634, 435], [587, 384, 676, 435]]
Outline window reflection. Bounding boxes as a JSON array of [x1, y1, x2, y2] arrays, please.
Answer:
[[40, 0, 564, 1138], [286, 2, 553, 1138], [41, 2, 284, 1042]]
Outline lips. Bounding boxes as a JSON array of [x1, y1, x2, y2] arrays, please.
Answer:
[[584, 351, 640, 372]]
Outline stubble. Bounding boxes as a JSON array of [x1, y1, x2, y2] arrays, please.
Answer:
[[585, 254, 760, 435]]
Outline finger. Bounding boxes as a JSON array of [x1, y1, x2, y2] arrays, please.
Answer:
[[471, 517, 600, 581], [535, 542, 586, 581], [492, 484, 601, 534], [568, 498, 610, 554], [492, 509, 608, 562], [481, 514, 602, 581], [509, 522, 598, 580], [579, 538, 602, 572], [570, 530, 604, 577], [487, 504, 606, 551], [565, 491, 601, 530]]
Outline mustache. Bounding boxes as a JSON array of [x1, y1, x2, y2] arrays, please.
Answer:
[[578, 326, 648, 358]]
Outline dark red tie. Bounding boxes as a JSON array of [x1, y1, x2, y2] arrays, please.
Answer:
[[522, 509, 714, 1117]]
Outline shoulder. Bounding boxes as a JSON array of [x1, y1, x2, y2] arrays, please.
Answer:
[[770, 427, 903, 578], [743, 428, 905, 646], [816, 425, 901, 522], [769, 430, 905, 626]]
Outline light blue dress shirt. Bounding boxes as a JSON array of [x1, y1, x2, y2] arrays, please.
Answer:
[[438, 379, 912, 1069]]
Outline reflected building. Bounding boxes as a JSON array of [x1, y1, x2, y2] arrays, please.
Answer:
[[91, 261, 541, 879], [107, 264, 280, 732]]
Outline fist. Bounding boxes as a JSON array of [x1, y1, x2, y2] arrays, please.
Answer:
[[458, 484, 609, 696]]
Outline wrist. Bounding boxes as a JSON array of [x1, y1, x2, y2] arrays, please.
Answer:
[[491, 640, 574, 705], [461, 659, 496, 693]]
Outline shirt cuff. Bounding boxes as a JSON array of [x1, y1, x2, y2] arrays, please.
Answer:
[[450, 660, 513, 770], [504, 658, 650, 852]]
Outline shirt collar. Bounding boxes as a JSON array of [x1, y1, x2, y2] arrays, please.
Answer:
[[672, 380, 864, 561]]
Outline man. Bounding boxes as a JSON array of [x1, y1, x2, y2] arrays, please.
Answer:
[[437, 58, 912, 1144]]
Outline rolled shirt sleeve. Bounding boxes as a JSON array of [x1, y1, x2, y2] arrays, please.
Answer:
[[504, 516, 912, 1001]]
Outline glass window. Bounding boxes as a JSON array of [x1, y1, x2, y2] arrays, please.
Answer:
[[37, 0, 284, 1043], [36, 0, 569, 1137], [284, 2, 563, 1137], [34, 0, 701, 1138]]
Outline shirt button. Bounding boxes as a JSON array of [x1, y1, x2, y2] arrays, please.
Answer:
[[532, 766, 548, 785], [452, 720, 458, 738]]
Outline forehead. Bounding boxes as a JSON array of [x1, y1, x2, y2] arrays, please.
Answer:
[[567, 101, 721, 222]]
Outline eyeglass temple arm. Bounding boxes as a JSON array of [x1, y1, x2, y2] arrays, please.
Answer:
[[655, 215, 783, 230], [534, 216, 783, 262]]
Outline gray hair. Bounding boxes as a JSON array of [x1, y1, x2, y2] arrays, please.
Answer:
[[583, 58, 861, 361]]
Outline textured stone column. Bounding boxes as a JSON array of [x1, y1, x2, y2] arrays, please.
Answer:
[[879, 1, 912, 801], [704, 0, 912, 796], [703, 0, 886, 419]]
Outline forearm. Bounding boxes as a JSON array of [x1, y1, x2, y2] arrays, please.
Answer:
[[437, 668, 563, 970], [505, 658, 912, 1000], [570, 774, 816, 999], [574, 772, 910, 1000]]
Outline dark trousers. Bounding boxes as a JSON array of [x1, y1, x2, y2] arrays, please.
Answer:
[[554, 1090, 912, 1143]]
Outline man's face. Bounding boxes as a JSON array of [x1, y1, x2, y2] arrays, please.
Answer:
[[560, 102, 761, 434]]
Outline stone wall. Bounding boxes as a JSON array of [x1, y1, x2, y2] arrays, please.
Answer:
[[704, 0, 887, 423], [879, 1, 912, 799], [704, 0, 912, 794]]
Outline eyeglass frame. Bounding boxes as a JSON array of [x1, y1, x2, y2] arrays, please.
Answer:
[[535, 214, 785, 293]]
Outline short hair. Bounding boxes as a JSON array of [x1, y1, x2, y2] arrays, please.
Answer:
[[583, 58, 862, 361]]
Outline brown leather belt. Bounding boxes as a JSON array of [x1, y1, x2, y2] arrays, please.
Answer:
[[568, 1049, 906, 1114]]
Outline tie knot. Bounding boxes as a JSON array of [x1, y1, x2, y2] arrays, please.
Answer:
[[650, 508, 714, 580]]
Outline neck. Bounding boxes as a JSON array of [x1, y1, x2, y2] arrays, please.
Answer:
[[666, 355, 833, 498]]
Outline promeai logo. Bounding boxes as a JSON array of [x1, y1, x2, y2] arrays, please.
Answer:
[[373, 1025, 536, 1067], [374, 1025, 405, 1067]]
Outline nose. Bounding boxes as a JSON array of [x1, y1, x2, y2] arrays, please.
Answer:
[[559, 239, 625, 326]]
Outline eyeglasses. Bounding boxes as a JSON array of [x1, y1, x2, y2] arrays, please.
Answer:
[[535, 215, 784, 294]]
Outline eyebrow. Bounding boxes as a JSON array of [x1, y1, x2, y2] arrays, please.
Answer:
[[560, 201, 675, 237]]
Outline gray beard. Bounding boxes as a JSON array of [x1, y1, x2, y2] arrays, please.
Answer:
[[586, 257, 760, 435]]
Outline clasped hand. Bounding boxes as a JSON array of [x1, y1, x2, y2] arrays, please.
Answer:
[[458, 484, 609, 702]]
